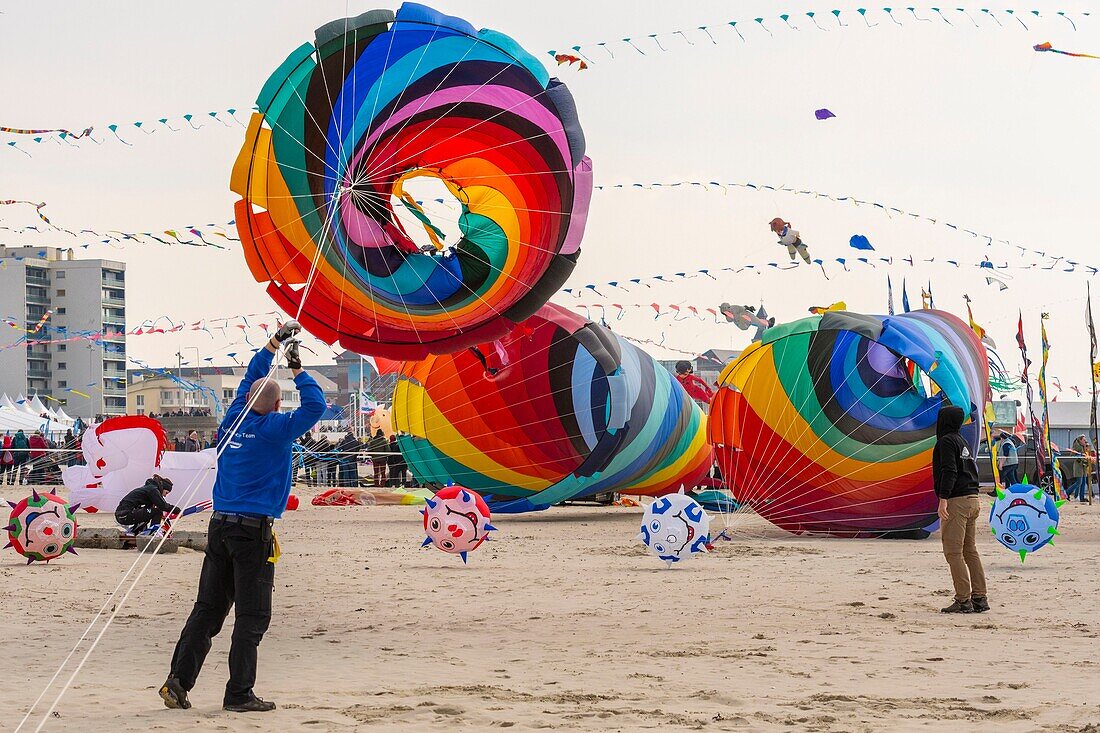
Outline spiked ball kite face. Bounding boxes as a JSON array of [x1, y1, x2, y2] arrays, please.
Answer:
[[420, 485, 495, 563], [230, 3, 592, 360], [989, 483, 1061, 562], [6, 491, 79, 563], [637, 491, 712, 567]]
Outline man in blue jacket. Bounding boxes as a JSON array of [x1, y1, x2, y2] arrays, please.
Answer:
[[161, 320, 324, 712]]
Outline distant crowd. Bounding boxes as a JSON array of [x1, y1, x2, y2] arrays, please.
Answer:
[[3, 423, 415, 490], [295, 430, 414, 489], [2, 428, 81, 484], [149, 408, 214, 418]]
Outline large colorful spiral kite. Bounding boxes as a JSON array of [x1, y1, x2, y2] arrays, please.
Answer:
[[393, 303, 713, 512], [231, 3, 592, 359], [709, 310, 987, 537]]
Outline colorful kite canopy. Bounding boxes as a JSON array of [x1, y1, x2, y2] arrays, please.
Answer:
[[709, 310, 988, 537], [393, 303, 712, 512], [231, 3, 593, 360]]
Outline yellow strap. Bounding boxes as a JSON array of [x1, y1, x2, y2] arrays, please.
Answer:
[[267, 532, 281, 564]]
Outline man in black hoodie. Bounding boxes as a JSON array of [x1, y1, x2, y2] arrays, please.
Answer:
[[932, 404, 989, 614], [115, 475, 183, 535]]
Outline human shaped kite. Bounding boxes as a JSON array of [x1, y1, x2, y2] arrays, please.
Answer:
[[769, 218, 811, 264]]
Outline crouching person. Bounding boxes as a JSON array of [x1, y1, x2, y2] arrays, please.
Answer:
[[115, 475, 180, 535]]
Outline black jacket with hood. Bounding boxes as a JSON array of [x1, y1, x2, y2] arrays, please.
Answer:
[[931, 405, 980, 500], [116, 479, 182, 517]]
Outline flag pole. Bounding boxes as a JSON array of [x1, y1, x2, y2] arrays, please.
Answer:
[[1088, 283, 1098, 504]]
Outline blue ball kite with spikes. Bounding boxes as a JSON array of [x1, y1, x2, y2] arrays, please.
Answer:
[[988, 479, 1063, 563]]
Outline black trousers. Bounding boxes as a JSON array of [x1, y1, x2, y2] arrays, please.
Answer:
[[115, 506, 162, 533], [169, 516, 275, 705], [1000, 464, 1019, 486]]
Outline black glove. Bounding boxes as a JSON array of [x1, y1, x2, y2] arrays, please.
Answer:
[[285, 339, 302, 370], [273, 319, 302, 343]]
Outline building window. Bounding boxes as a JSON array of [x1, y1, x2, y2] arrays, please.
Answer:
[[223, 389, 234, 401], [57, 344, 66, 352], [56, 271, 65, 279], [56, 289, 66, 297], [58, 362, 66, 369], [136, 395, 145, 406], [57, 307, 66, 315], [59, 381, 67, 388], [160, 390, 173, 403]]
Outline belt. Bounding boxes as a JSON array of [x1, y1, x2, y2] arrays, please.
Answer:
[[211, 511, 273, 528]]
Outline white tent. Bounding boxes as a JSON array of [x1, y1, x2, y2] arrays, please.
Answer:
[[0, 394, 17, 411], [55, 408, 75, 425], [27, 395, 49, 416], [0, 406, 68, 436]]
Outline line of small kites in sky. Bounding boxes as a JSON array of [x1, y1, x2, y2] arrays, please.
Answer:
[[3, 178, 1091, 280], [0, 200, 238, 252], [2, 310, 283, 355], [544, 6, 1089, 70], [1, 6, 1094, 154], [0, 109, 245, 156]]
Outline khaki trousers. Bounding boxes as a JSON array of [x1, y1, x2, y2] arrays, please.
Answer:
[[785, 242, 811, 264], [941, 495, 987, 602]]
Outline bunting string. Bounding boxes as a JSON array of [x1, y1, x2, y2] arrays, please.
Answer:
[[0, 208, 238, 251], [2, 5, 1088, 155], [546, 6, 1088, 68], [593, 179, 1100, 275], [1, 109, 246, 156], [1, 311, 284, 353]]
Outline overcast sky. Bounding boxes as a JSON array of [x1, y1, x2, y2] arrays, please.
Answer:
[[2, 1, 1098, 392]]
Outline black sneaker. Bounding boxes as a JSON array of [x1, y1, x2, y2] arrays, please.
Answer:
[[224, 695, 276, 712], [971, 596, 990, 613], [940, 599, 974, 614], [159, 677, 191, 710]]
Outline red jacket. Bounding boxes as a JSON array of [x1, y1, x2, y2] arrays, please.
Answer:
[[29, 434, 48, 459], [676, 373, 714, 403]]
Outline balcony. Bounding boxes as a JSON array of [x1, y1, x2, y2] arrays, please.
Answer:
[[27, 368, 51, 379], [101, 331, 126, 342], [102, 295, 125, 307], [26, 292, 50, 305], [26, 274, 49, 286]]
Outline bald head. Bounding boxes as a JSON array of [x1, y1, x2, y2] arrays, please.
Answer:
[[248, 377, 281, 415]]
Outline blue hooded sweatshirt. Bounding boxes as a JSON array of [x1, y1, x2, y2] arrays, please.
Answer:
[[213, 348, 326, 518]]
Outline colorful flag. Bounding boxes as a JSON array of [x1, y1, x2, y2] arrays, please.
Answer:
[[1038, 314, 1065, 499], [1017, 313, 1046, 483]]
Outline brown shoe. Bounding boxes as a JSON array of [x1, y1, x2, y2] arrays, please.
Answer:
[[940, 599, 974, 614]]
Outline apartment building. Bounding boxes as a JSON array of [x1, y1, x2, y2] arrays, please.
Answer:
[[0, 246, 127, 418]]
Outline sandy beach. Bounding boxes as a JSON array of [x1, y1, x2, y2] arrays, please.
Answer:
[[1, 491, 1097, 732]]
